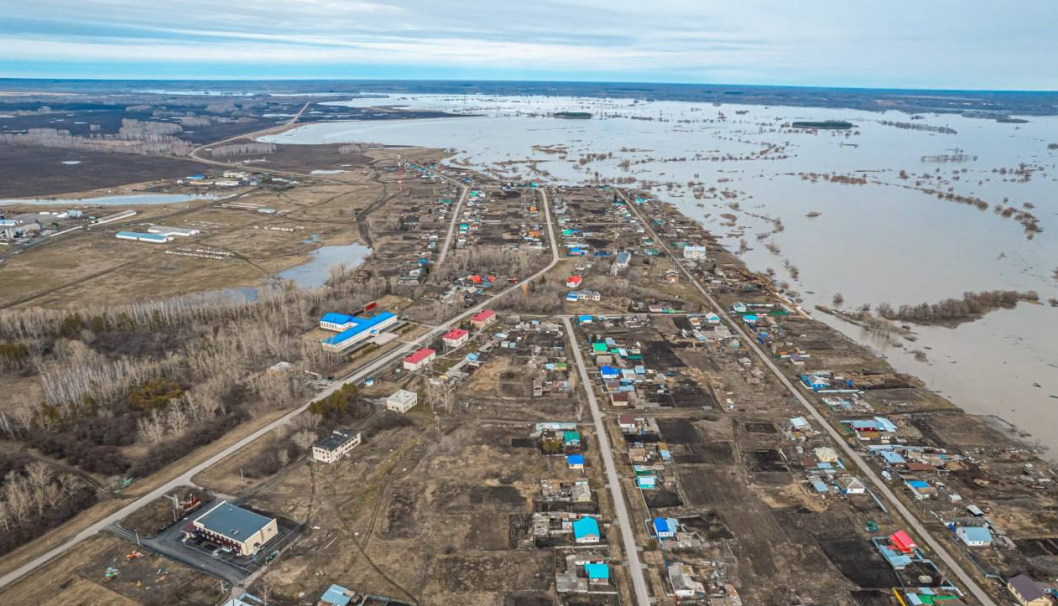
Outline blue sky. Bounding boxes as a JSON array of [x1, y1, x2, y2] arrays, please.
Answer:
[[1, 1, 1056, 90]]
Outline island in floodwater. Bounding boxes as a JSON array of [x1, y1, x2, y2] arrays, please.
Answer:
[[791, 120, 854, 129], [553, 111, 593, 119]]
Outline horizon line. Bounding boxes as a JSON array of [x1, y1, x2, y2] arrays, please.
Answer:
[[1, 76, 1056, 95]]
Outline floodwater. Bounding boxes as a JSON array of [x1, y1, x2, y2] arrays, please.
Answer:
[[277, 242, 372, 289], [0, 193, 217, 206], [263, 94, 1058, 456]]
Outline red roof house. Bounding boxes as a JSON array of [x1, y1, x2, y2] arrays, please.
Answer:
[[890, 530, 918, 553]]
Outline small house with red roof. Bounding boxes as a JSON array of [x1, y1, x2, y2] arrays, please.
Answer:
[[403, 347, 436, 371], [443, 328, 470, 348]]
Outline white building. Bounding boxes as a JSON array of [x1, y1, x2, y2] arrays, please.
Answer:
[[386, 389, 419, 414], [223, 170, 250, 180], [442, 328, 470, 348], [148, 225, 200, 237], [312, 428, 362, 464], [403, 347, 436, 371], [683, 245, 708, 260]]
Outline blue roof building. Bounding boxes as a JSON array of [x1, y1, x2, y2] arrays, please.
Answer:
[[956, 526, 993, 546], [566, 454, 585, 468], [653, 517, 678, 539], [321, 585, 352, 606], [321, 311, 398, 352], [600, 365, 619, 379], [585, 563, 609, 582], [573, 516, 600, 543]]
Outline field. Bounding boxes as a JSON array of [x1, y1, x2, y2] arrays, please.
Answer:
[[0, 535, 223, 606]]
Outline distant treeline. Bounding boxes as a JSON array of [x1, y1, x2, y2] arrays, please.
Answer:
[[879, 120, 957, 135]]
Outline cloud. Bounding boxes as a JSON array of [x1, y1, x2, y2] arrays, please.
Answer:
[[0, 0, 1056, 88]]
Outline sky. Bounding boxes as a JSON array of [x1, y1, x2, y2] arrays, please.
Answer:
[[1, 0, 1056, 90]]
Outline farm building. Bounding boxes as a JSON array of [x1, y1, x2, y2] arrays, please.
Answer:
[[185, 501, 277, 557], [116, 231, 170, 244], [403, 347, 436, 371], [312, 428, 362, 464], [471, 309, 497, 329], [442, 328, 470, 348], [148, 225, 200, 237], [319, 311, 398, 352], [386, 389, 419, 414]]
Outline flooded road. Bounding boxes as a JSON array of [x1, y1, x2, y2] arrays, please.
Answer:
[[264, 94, 1058, 457]]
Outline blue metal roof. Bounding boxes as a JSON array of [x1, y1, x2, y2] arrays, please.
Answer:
[[585, 563, 609, 580], [321, 312, 354, 325], [957, 526, 992, 543], [567, 454, 585, 466], [573, 516, 599, 539], [117, 231, 168, 242], [323, 312, 397, 345], [880, 451, 907, 465], [321, 584, 352, 606]]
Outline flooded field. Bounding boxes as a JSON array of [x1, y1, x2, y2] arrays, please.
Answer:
[[276, 241, 372, 289], [264, 94, 1058, 456]]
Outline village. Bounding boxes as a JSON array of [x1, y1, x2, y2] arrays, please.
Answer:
[[2, 146, 1058, 606]]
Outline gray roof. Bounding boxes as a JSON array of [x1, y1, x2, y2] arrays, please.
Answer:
[[1009, 575, 1046, 602], [195, 501, 274, 542], [316, 428, 359, 451]]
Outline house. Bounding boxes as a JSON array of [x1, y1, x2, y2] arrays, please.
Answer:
[[573, 516, 600, 544], [585, 563, 609, 585], [576, 290, 602, 302], [615, 251, 632, 270], [618, 415, 639, 433], [471, 309, 497, 329], [312, 429, 362, 463], [890, 530, 918, 554], [386, 389, 419, 414], [566, 454, 585, 470], [1008, 574, 1053, 606], [320, 312, 398, 352], [906, 479, 935, 500], [563, 430, 582, 450], [653, 517, 678, 540], [665, 269, 680, 283], [403, 347, 436, 371], [814, 446, 839, 463], [837, 476, 867, 495], [683, 245, 707, 260], [566, 275, 583, 288], [668, 563, 705, 599], [442, 328, 470, 348], [600, 365, 620, 380], [956, 526, 993, 547], [185, 501, 277, 557], [635, 476, 657, 490]]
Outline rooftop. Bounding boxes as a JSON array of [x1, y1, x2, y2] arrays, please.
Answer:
[[194, 501, 274, 543], [316, 428, 359, 452], [405, 347, 436, 364]]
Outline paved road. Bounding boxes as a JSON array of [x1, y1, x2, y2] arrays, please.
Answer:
[[0, 186, 560, 593], [434, 173, 470, 267], [563, 317, 651, 606], [618, 190, 998, 606]]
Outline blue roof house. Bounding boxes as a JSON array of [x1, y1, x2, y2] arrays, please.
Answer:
[[653, 517, 678, 539], [600, 365, 619, 379], [584, 563, 610, 584], [573, 516, 600, 544]]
